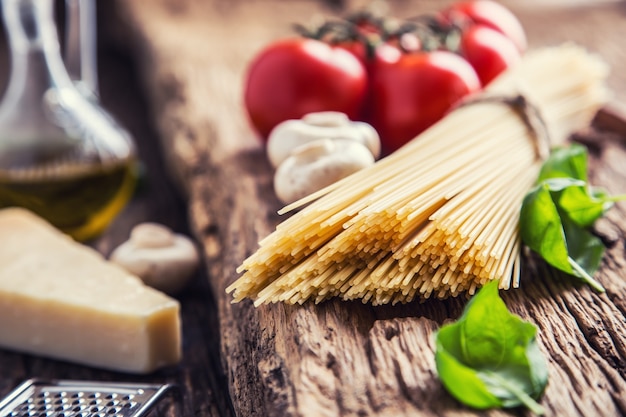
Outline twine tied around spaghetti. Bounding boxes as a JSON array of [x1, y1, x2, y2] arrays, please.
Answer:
[[458, 94, 551, 161]]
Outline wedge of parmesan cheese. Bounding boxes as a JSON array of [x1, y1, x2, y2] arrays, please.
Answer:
[[0, 207, 182, 373]]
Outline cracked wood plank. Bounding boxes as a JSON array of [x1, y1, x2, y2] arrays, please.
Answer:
[[116, 0, 626, 415]]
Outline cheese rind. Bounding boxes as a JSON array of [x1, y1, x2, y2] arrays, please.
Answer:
[[0, 208, 182, 373]]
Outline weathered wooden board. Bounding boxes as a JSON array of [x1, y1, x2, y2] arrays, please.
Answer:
[[116, 0, 626, 415]]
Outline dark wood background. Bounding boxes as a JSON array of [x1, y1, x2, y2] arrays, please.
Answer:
[[1, 1, 626, 416]]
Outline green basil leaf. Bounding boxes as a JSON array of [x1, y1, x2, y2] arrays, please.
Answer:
[[435, 339, 502, 409], [540, 177, 587, 191], [435, 281, 548, 414], [520, 143, 620, 292], [520, 183, 572, 274], [520, 182, 606, 291], [558, 185, 613, 227], [537, 143, 588, 182], [590, 186, 610, 200], [561, 217, 605, 283]]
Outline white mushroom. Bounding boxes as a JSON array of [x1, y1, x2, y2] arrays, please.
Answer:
[[274, 138, 375, 205], [110, 223, 200, 295], [267, 111, 381, 168]]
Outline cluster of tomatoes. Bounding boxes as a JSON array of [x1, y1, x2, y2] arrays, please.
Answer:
[[244, 1, 527, 155]]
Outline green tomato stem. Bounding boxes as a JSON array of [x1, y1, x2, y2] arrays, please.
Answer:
[[483, 371, 546, 415], [567, 257, 605, 292]]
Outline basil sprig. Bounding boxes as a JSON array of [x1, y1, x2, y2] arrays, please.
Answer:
[[520, 143, 626, 292], [435, 281, 548, 414]]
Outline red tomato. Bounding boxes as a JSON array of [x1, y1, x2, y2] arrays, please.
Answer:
[[244, 38, 368, 139], [459, 25, 521, 86], [366, 45, 480, 155], [335, 39, 371, 68], [443, 0, 527, 52]]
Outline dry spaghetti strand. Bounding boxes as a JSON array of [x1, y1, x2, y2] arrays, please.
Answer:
[[227, 44, 610, 306]]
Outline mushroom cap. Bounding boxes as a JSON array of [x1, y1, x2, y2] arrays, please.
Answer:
[[273, 138, 375, 205], [267, 111, 381, 168], [110, 223, 200, 295]]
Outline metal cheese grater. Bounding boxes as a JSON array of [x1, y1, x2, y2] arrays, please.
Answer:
[[0, 379, 176, 417]]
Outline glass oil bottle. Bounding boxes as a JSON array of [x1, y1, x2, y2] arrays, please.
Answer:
[[0, 0, 137, 241]]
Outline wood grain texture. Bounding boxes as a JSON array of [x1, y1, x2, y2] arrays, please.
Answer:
[[115, 0, 626, 415]]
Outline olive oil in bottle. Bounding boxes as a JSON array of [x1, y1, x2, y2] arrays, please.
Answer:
[[0, 158, 137, 241]]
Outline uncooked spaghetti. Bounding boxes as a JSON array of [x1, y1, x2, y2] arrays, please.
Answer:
[[228, 45, 609, 306]]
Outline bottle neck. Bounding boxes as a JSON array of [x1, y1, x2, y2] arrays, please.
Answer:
[[2, 0, 75, 101]]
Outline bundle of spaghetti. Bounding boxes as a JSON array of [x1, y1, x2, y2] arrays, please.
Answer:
[[228, 44, 610, 306]]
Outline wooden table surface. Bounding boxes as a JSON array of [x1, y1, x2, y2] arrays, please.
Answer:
[[2, 1, 626, 416]]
